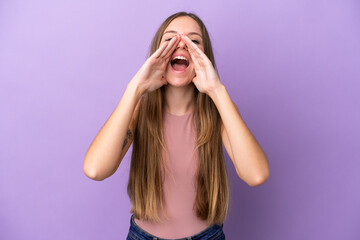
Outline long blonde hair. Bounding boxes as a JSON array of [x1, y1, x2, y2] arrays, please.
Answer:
[[127, 12, 230, 226]]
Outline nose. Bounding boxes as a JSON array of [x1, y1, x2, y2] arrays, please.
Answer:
[[176, 35, 188, 50]]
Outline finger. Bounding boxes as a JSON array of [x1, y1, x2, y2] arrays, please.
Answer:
[[162, 35, 180, 59], [163, 35, 181, 59], [182, 35, 212, 69], [186, 42, 198, 66], [152, 41, 169, 59], [161, 36, 178, 57], [180, 35, 201, 68], [181, 35, 204, 59], [181, 36, 199, 67]]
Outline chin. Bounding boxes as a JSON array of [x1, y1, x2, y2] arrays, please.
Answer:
[[166, 77, 193, 87], [164, 68, 195, 88]]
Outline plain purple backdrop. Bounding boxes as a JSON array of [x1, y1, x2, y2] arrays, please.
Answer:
[[1, 0, 359, 239]]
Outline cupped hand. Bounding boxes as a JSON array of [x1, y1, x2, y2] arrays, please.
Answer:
[[181, 34, 223, 95], [131, 35, 180, 93]]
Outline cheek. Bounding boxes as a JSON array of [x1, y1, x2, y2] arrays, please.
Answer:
[[198, 43, 204, 51]]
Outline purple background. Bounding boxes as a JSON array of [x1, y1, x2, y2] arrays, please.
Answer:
[[1, 0, 359, 239]]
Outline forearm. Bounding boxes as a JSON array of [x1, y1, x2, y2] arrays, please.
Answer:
[[83, 80, 143, 181], [208, 84, 269, 184]]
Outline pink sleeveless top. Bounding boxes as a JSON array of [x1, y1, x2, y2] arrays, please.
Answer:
[[134, 109, 210, 238]]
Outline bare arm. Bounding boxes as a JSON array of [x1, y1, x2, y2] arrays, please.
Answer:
[[83, 81, 142, 181], [210, 85, 270, 187], [83, 35, 180, 181], [181, 34, 269, 187]]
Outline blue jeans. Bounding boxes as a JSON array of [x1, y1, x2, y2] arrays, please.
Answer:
[[126, 214, 225, 240]]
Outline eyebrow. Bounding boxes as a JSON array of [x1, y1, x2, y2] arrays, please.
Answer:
[[163, 30, 202, 38]]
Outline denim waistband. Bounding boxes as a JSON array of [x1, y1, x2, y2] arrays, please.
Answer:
[[128, 214, 224, 240]]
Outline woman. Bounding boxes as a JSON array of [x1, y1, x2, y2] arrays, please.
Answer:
[[83, 12, 270, 240]]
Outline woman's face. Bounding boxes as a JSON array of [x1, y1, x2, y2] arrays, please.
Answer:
[[161, 16, 204, 87]]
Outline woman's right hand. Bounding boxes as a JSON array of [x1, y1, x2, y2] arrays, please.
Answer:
[[131, 35, 180, 93]]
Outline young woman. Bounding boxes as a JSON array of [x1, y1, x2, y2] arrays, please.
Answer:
[[84, 12, 270, 240]]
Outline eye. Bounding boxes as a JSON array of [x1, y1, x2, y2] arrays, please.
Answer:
[[192, 40, 200, 44], [165, 38, 173, 41]]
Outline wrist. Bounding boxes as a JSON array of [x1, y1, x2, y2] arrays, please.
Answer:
[[127, 79, 145, 100], [208, 83, 226, 99]]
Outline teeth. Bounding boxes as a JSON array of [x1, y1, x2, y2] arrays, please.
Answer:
[[172, 56, 188, 62]]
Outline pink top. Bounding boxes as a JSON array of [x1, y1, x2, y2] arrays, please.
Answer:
[[134, 109, 210, 238]]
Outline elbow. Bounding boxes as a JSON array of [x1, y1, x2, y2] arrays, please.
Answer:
[[83, 160, 105, 181], [248, 156, 270, 187], [247, 171, 270, 187]]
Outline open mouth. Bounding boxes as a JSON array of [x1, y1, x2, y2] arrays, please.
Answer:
[[170, 56, 189, 72]]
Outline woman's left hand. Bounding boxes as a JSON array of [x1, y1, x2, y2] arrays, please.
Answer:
[[181, 34, 224, 95]]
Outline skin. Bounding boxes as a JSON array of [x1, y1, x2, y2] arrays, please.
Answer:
[[83, 16, 270, 186], [159, 16, 270, 186], [161, 16, 204, 115]]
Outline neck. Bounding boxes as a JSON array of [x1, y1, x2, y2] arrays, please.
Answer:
[[163, 83, 196, 115]]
